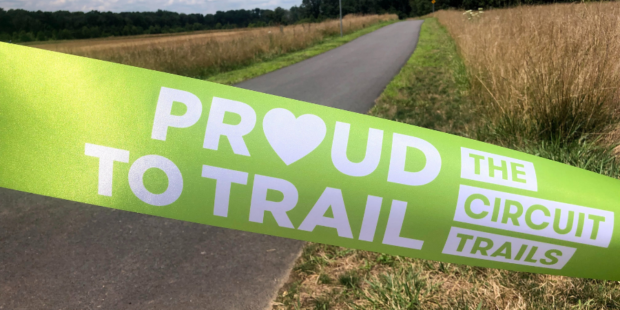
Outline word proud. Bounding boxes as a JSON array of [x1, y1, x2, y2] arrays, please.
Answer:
[[150, 87, 442, 185]]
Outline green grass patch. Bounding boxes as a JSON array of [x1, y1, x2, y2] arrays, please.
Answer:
[[369, 18, 472, 135], [338, 272, 361, 289], [206, 20, 398, 85]]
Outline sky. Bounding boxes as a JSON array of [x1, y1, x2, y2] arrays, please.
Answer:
[[0, 0, 302, 14]]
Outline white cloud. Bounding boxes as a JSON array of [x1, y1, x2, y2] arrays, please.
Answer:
[[0, 0, 302, 14]]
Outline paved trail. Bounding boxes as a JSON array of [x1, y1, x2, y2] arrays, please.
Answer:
[[238, 20, 424, 112], [0, 20, 423, 310]]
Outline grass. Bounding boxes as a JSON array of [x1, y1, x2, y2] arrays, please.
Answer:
[[205, 20, 398, 85], [434, 3, 620, 151], [33, 14, 398, 80], [433, 3, 620, 179], [339, 272, 361, 289], [276, 242, 620, 309], [369, 16, 471, 135], [272, 16, 620, 310], [26, 27, 261, 49]]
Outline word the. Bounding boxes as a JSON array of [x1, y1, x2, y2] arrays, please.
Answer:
[[461, 148, 537, 191]]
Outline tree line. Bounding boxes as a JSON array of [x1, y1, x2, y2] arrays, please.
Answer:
[[1, 0, 580, 43]]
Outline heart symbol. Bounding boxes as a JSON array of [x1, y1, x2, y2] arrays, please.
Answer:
[[263, 108, 326, 165]]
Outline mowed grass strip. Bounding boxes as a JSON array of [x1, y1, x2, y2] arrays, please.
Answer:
[[272, 17, 620, 310], [369, 17, 472, 135], [206, 20, 397, 85]]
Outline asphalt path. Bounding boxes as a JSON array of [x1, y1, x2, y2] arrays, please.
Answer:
[[237, 20, 424, 112], [0, 20, 423, 310]]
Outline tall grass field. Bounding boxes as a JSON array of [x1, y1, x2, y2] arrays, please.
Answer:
[[435, 3, 620, 165], [29, 14, 398, 79]]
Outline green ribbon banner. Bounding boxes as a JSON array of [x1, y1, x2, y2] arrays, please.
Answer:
[[1, 43, 618, 280]]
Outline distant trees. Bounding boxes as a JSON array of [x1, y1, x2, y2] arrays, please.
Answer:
[[0, 0, 584, 43], [0, 8, 285, 42], [298, 0, 412, 19]]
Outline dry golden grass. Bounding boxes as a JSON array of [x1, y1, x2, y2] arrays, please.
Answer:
[[32, 14, 397, 78], [27, 28, 258, 51], [434, 3, 620, 148], [274, 243, 620, 310]]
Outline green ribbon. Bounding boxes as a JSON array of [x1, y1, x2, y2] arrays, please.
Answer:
[[1, 43, 618, 280]]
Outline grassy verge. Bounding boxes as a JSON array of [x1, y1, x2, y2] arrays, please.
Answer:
[[368, 18, 471, 135], [272, 17, 620, 310], [206, 20, 398, 85]]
